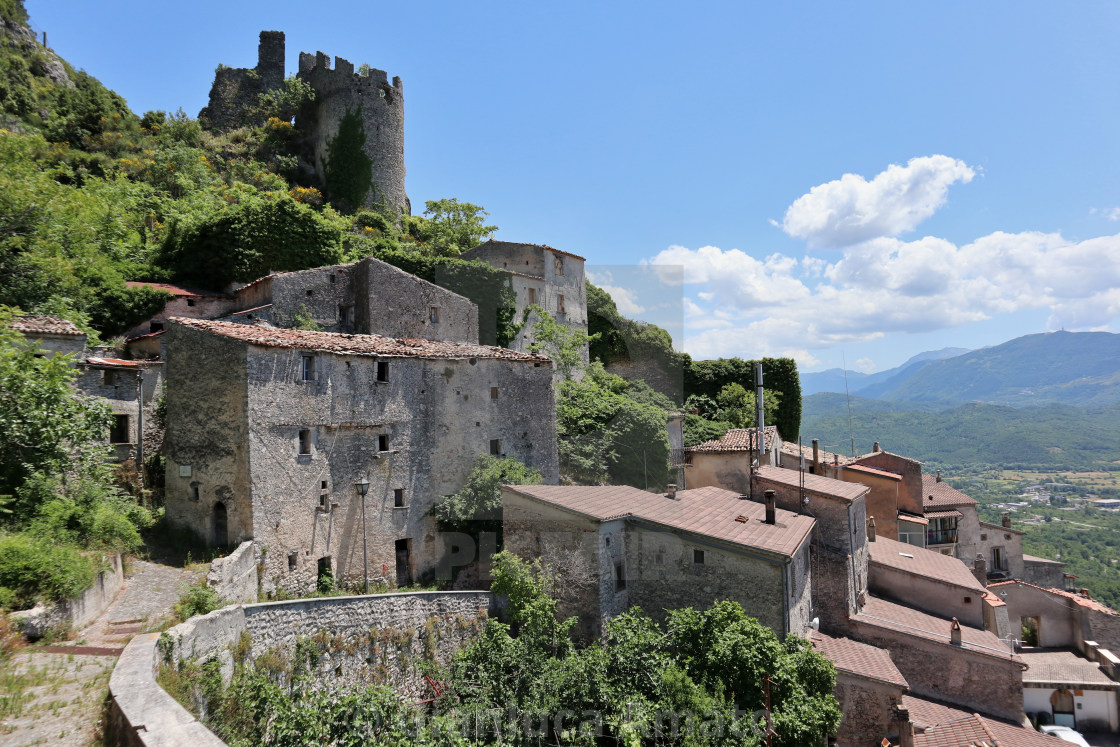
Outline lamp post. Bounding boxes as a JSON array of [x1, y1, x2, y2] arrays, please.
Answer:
[[355, 477, 370, 592]]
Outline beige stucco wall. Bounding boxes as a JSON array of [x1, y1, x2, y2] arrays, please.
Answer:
[[869, 554, 985, 628]]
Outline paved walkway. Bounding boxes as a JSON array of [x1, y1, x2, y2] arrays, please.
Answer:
[[0, 559, 203, 746]]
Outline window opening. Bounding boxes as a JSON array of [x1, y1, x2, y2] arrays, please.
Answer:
[[186, 298, 196, 307], [109, 414, 129, 444], [429, 306, 441, 324], [288, 552, 298, 572], [489, 439, 501, 456], [490, 386, 499, 400], [554, 255, 564, 276], [395, 539, 412, 587], [527, 287, 537, 305], [298, 429, 311, 455], [693, 549, 705, 565], [558, 294, 565, 314], [301, 355, 316, 381], [378, 433, 390, 452], [376, 361, 389, 382], [615, 562, 626, 591], [394, 488, 405, 508], [214, 502, 228, 547]]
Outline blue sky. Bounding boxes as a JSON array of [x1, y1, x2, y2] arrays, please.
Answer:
[[25, 1, 1120, 372]]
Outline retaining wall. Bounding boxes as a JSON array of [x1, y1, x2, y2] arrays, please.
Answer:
[[13, 553, 124, 638], [108, 590, 494, 745]]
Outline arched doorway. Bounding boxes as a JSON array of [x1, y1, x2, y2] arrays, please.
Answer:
[[213, 502, 228, 547], [1051, 688, 1076, 728]]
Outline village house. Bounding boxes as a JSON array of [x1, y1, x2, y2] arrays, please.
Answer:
[[163, 318, 558, 594], [902, 694, 1068, 746], [10, 314, 87, 357], [459, 240, 588, 364], [501, 483, 815, 639], [123, 282, 236, 339], [227, 256, 480, 343], [682, 426, 781, 493], [1018, 647, 1120, 733]]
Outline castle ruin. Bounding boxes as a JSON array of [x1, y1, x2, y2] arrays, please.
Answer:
[[199, 31, 408, 217]]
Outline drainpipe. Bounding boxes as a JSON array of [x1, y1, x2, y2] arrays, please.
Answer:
[[136, 367, 144, 489]]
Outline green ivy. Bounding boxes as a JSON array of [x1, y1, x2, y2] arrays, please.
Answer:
[[323, 108, 373, 212]]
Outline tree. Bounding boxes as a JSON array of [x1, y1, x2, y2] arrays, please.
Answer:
[[409, 198, 496, 256], [527, 306, 594, 381], [430, 454, 541, 539]]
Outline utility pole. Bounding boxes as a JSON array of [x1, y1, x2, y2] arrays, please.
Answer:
[[136, 368, 144, 491]]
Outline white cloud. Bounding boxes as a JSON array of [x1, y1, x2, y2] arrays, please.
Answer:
[[854, 357, 876, 373], [650, 230, 1120, 360], [1090, 207, 1120, 221], [781, 155, 975, 248], [599, 284, 646, 316]]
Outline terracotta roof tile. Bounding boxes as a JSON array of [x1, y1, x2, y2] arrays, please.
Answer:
[[869, 537, 986, 592], [852, 596, 1018, 661], [844, 463, 903, 480], [780, 441, 855, 466], [1018, 648, 1117, 687], [686, 427, 780, 454], [83, 357, 141, 369], [126, 281, 228, 298], [904, 695, 1069, 746], [903, 694, 976, 729], [504, 484, 814, 558], [171, 318, 551, 363], [988, 580, 1118, 616], [809, 631, 908, 688], [922, 475, 978, 509], [913, 713, 998, 747], [10, 315, 85, 336], [1021, 554, 1064, 565], [755, 465, 869, 503], [924, 508, 963, 519]]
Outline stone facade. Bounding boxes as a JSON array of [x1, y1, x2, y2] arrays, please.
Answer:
[[199, 31, 286, 132], [73, 358, 163, 465], [831, 675, 906, 747], [123, 283, 235, 340], [839, 465, 902, 541], [459, 241, 588, 369], [206, 541, 260, 604], [231, 257, 479, 342], [164, 319, 557, 594]]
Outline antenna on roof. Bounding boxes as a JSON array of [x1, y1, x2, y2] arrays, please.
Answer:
[[842, 350, 855, 457]]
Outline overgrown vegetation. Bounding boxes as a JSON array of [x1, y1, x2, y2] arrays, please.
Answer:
[[431, 454, 542, 541], [167, 552, 841, 746]]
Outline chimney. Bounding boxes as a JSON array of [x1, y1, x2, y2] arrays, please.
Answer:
[[666, 484, 677, 500], [950, 617, 962, 645], [867, 516, 877, 542], [936, 470, 942, 483], [1001, 513, 1010, 528], [764, 489, 776, 525], [897, 719, 915, 747], [812, 438, 820, 473], [873, 441, 880, 452], [1081, 588, 1092, 598], [972, 553, 987, 587]]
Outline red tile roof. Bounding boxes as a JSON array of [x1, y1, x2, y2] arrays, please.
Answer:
[[126, 281, 227, 298], [1021, 554, 1064, 566], [844, 463, 903, 481], [922, 475, 978, 509], [899, 512, 930, 526], [924, 508, 963, 519], [809, 631, 908, 688], [9, 315, 85, 336], [504, 484, 814, 558], [988, 580, 1119, 616], [755, 465, 870, 503], [83, 357, 141, 369], [171, 318, 551, 363], [978, 520, 1023, 536], [869, 537, 986, 592], [904, 695, 1068, 746], [1018, 648, 1117, 687], [852, 596, 1018, 661], [780, 441, 854, 466], [686, 426, 779, 454]]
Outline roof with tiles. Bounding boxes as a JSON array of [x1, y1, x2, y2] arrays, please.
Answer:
[[503, 484, 815, 558], [809, 631, 908, 688], [852, 596, 1018, 661], [988, 579, 1119, 615], [466, 239, 586, 262], [170, 318, 551, 363], [922, 474, 978, 509], [1018, 648, 1118, 687], [904, 694, 1068, 746], [754, 465, 869, 503], [10, 315, 85, 336], [1022, 554, 1065, 565], [978, 520, 1023, 536], [779, 440, 855, 466], [843, 463, 903, 480], [686, 426, 780, 454], [125, 281, 229, 298], [854, 448, 923, 466], [869, 537, 986, 592]]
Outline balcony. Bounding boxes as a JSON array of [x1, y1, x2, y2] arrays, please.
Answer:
[[927, 530, 958, 546]]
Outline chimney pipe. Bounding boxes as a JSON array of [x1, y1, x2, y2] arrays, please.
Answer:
[[764, 489, 776, 525], [1002, 513, 1010, 528], [898, 719, 915, 747], [812, 438, 820, 473], [873, 441, 880, 452], [1081, 588, 1092, 598], [867, 516, 876, 542], [936, 470, 941, 483], [667, 484, 677, 500], [950, 617, 962, 645], [972, 553, 987, 587]]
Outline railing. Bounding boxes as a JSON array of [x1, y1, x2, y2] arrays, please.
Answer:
[[927, 530, 958, 545]]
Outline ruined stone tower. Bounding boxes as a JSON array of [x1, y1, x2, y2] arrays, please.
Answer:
[[199, 31, 408, 217], [296, 51, 407, 217]]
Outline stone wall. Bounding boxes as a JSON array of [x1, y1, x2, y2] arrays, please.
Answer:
[[1023, 556, 1067, 588], [973, 520, 1024, 580], [868, 558, 985, 628], [73, 361, 163, 465], [831, 674, 904, 747], [123, 294, 235, 340], [13, 554, 124, 639], [199, 31, 286, 132], [207, 541, 259, 603]]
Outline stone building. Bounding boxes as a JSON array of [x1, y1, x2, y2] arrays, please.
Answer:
[[163, 318, 557, 594], [9, 314, 86, 357], [73, 357, 163, 465], [683, 426, 781, 493], [122, 282, 235, 339], [200, 31, 408, 215], [502, 483, 815, 639], [229, 256, 478, 342], [459, 240, 588, 366], [903, 694, 1068, 747]]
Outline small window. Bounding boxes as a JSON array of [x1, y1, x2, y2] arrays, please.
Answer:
[[376, 361, 389, 382], [378, 433, 390, 452], [301, 355, 316, 382], [150, 322, 164, 333], [693, 549, 705, 565], [306, 289, 313, 297], [980, 533, 987, 541], [554, 255, 564, 276], [190, 482, 200, 501], [109, 414, 129, 444], [321, 480, 328, 490], [394, 488, 405, 508], [329, 274, 336, 284], [964, 597, 972, 604], [288, 552, 298, 572], [615, 562, 626, 592], [527, 288, 537, 305], [319, 493, 328, 509], [186, 298, 196, 307], [103, 369, 116, 386], [490, 386, 499, 400], [338, 305, 352, 327], [298, 429, 311, 455], [558, 294, 565, 314], [489, 439, 501, 456], [429, 306, 441, 324]]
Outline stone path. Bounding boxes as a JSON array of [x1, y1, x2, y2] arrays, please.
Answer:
[[0, 559, 204, 745]]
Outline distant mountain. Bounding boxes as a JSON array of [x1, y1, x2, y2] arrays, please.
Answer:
[[800, 393, 1120, 468], [800, 347, 968, 396], [874, 331, 1120, 407]]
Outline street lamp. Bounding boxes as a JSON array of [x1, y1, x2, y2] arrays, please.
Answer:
[[355, 477, 370, 592]]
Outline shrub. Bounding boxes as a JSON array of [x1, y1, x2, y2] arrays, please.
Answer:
[[0, 533, 96, 609], [172, 582, 221, 622]]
